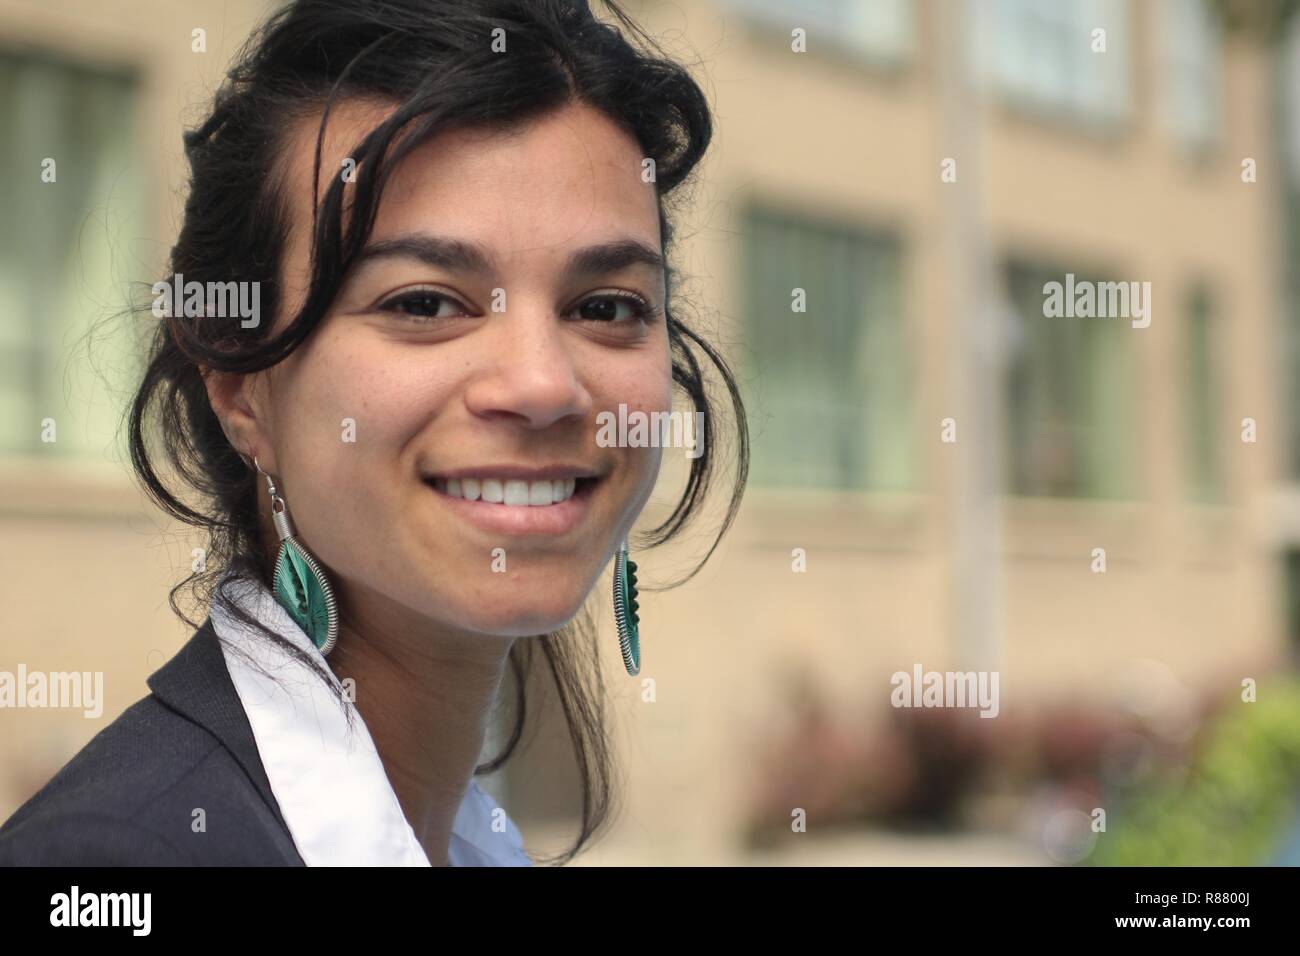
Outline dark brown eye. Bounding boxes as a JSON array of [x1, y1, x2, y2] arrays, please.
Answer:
[[379, 290, 469, 323], [572, 292, 659, 324]]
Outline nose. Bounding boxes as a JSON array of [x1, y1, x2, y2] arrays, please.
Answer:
[[462, 302, 594, 429]]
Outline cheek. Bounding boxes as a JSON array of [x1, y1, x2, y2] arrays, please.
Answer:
[[620, 339, 674, 457], [287, 334, 449, 453], [274, 338, 448, 531], [634, 443, 664, 504], [607, 378, 673, 512], [594, 326, 673, 412]]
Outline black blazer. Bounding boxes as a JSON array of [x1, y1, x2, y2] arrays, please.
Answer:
[[0, 619, 306, 866]]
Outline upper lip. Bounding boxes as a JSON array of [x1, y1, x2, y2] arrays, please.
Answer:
[[425, 464, 602, 482]]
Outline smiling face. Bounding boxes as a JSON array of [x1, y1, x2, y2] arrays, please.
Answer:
[[214, 98, 672, 638]]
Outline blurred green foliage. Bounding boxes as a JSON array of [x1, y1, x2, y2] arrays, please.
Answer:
[[1089, 677, 1300, 866], [1212, 0, 1300, 41]]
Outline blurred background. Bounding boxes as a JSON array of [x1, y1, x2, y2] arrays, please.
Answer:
[[3, 0, 1300, 865]]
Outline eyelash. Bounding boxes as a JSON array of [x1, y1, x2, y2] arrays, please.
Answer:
[[376, 288, 663, 326]]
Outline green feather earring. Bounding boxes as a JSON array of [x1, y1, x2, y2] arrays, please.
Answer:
[[254, 456, 339, 656], [613, 537, 641, 676]]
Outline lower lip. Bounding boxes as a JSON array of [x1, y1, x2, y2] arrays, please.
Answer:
[[424, 479, 596, 537]]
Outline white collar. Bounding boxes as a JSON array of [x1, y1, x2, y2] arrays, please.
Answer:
[[209, 570, 532, 867]]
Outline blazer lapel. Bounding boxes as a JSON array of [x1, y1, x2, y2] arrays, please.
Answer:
[[146, 617, 297, 849]]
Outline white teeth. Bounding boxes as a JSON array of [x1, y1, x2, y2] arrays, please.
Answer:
[[433, 476, 582, 505]]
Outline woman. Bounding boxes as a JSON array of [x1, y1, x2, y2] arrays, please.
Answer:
[[0, 0, 747, 866]]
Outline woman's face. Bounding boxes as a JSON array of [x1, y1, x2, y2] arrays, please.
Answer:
[[222, 99, 671, 638]]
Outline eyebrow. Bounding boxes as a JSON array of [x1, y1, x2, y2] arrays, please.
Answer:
[[352, 233, 665, 280]]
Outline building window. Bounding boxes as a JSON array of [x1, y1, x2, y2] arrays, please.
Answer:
[[0, 51, 144, 459], [1284, 550, 1300, 664], [722, 0, 915, 65], [1159, 0, 1222, 150], [1184, 283, 1222, 503], [739, 201, 912, 492], [1003, 259, 1138, 498], [978, 0, 1132, 125]]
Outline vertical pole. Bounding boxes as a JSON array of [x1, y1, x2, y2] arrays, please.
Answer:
[[936, 0, 1005, 672]]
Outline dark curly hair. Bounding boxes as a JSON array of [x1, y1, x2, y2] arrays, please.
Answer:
[[125, 0, 748, 865]]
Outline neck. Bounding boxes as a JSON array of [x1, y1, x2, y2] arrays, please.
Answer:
[[325, 578, 516, 866]]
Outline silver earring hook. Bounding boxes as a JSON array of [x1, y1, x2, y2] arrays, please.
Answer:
[[252, 454, 284, 505]]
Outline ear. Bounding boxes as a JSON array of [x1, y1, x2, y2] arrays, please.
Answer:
[[201, 365, 277, 473]]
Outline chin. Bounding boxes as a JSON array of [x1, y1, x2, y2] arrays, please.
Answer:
[[459, 596, 589, 637]]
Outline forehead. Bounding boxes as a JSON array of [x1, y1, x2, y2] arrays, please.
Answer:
[[276, 97, 661, 264]]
